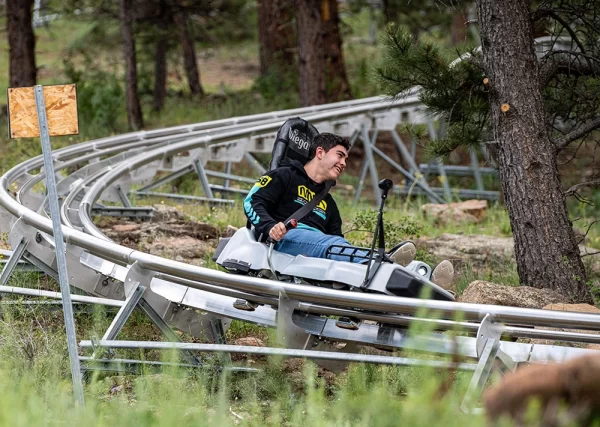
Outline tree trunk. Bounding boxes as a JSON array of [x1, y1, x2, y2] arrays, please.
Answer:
[[381, 0, 396, 24], [119, 0, 144, 130], [7, 0, 36, 88], [477, 0, 591, 302], [450, 11, 467, 46], [153, 36, 168, 111], [173, 9, 204, 97], [153, 0, 169, 111], [257, 0, 295, 76], [322, 0, 352, 102], [296, 0, 326, 106]]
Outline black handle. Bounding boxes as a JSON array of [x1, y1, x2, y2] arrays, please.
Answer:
[[378, 179, 393, 191]]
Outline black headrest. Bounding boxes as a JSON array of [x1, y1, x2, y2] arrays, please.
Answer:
[[268, 117, 319, 171]]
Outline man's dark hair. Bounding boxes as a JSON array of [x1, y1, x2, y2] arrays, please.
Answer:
[[308, 133, 351, 160]]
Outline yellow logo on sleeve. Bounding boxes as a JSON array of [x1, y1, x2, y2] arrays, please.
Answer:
[[256, 175, 272, 187]]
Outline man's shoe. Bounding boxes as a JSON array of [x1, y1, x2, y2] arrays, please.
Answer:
[[388, 241, 416, 267], [431, 260, 454, 289]]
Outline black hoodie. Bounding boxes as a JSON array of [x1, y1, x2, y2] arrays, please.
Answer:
[[243, 160, 343, 241]]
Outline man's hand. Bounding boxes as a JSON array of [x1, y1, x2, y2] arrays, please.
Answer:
[[268, 222, 287, 241]]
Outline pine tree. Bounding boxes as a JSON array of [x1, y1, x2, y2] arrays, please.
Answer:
[[378, 0, 600, 302]]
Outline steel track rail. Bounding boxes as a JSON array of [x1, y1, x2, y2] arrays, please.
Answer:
[[2, 93, 600, 351]]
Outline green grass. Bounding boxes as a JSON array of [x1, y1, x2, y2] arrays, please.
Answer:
[[0, 299, 492, 427]]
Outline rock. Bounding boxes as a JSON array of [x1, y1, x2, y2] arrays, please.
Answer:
[[544, 303, 600, 314], [527, 303, 600, 350], [151, 204, 184, 222], [422, 200, 488, 225], [436, 208, 479, 225], [484, 354, 600, 423], [458, 281, 565, 308], [233, 337, 265, 347], [157, 221, 218, 239], [416, 234, 514, 270], [112, 223, 141, 233], [143, 236, 213, 259], [225, 225, 238, 238], [417, 233, 599, 274]]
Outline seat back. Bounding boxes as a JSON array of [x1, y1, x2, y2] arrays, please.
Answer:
[[268, 117, 319, 171]]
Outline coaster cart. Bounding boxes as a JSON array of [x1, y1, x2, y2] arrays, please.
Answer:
[[214, 118, 455, 305]]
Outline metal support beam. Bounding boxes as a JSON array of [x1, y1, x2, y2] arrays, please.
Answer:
[[22, 251, 59, 282], [370, 144, 445, 203], [134, 191, 235, 205], [205, 170, 255, 184], [353, 126, 381, 204], [461, 338, 499, 413], [115, 184, 132, 208], [91, 206, 154, 218], [137, 298, 201, 366], [427, 121, 452, 202], [209, 318, 232, 365], [223, 162, 232, 188], [0, 285, 124, 307], [137, 165, 194, 193], [101, 284, 146, 340], [470, 150, 485, 192], [208, 185, 249, 195], [418, 164, 498, 177], [243, 152, 266, 175], [0, 236, 29, 286], [80, 339, 478, 370], [394, 186, 500, 201], [34, 84, 84, 406], [192, 159, 214, 199]]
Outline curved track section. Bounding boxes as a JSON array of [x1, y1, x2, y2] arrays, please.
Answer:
[[1, 90, 599, 376]]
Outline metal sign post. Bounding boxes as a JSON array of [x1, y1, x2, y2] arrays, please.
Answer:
[[7, 84, 84, 405]]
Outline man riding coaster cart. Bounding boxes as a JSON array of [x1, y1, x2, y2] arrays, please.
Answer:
[[214, 118, 456, 327]]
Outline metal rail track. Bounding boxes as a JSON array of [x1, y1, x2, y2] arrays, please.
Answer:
[[0, 86, 598, 408]]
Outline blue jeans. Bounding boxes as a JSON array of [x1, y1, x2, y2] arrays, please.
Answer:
[[274, 228, 369, 263]]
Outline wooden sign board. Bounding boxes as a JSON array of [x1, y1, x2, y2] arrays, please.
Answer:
[[7, 84, 79, 138]]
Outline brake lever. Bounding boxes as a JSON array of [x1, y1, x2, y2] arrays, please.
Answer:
[[266, 219, 298, 280]]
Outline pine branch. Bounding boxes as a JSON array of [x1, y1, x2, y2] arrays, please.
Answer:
[[539, 52, 600, 87], [544, 10, 593, 70], [565, 178, 600, 197], [554, 116, 600, 151]]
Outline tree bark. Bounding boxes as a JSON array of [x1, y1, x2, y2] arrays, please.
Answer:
[[173, 8, 204, 97], [477, 0, 591, 302], [7, 0, 37, 88], [322, 0, 352, 102], [450, 11, 467, 46], [381, 0, 396, 24], [153, 0, 169, 111], [119, 0, 144, 130], [296, 0, 326, 106], [257, 0, 295, 76], [153, 36, 168, 111]]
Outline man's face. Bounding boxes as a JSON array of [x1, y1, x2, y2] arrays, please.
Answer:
[[316, 144, 348, 180]]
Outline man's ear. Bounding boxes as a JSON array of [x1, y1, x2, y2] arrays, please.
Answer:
[[316, 146, 324, 159]]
